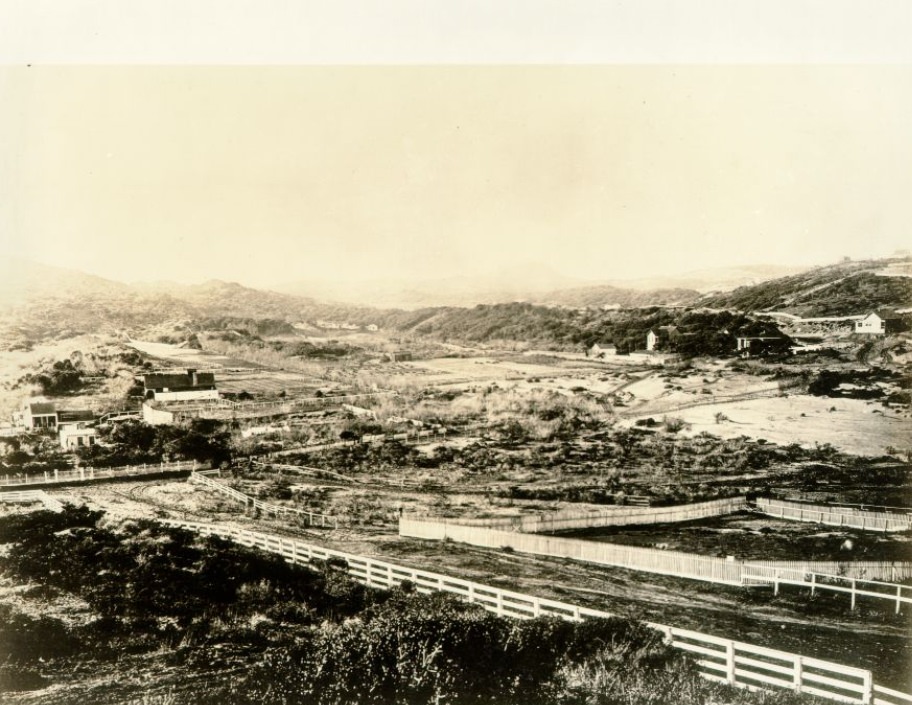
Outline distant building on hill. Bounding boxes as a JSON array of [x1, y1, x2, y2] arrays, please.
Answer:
[[854, 312, 904, 336], [646, 326, 679, 352], [588, 342, 617, 358], [143, 369, 218, 402]]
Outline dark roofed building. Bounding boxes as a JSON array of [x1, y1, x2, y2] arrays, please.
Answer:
[[143, 369, 218, 402]]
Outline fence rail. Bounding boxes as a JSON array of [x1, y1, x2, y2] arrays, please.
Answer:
[[158, 518, 906, 705], [0, 460, 202, 488], [756, 498, 912, 533], [189, 472, 341, 528]]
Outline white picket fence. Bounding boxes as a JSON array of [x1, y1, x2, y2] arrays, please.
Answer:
[[0, 460, 202, 488], [756, 498, 912, 533], [158, 518, 910, 705], [0, 489, 64, 512], [189, 472, 341, 528], [401, 516, 745, 584], [399, 517, 912, 610], [453, 496, 749, 533]]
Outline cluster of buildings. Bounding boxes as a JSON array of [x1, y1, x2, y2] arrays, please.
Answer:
[[314, 320, 379, 332], [18, 400, 98, 450], [587, 311, 905, 361]]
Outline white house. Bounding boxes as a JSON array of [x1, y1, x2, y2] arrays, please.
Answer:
[[854, 312, 902, 336], [59, 425, 98, 451], [646, 330, 659, 351], [21, 400, 58, 430], [588, 342, 616, 358]]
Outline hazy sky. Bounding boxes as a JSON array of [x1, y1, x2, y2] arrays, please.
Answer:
[[2, 65, 910, 287]]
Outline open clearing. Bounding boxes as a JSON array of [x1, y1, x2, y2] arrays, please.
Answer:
[[674, 395, 911, 457], [125, 339, 257, 369]]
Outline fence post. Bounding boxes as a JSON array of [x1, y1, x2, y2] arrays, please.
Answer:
[[810, 573, 816, 596], [793, 655, 802, 692], [860, 671, 873, 705], [726, 641, 736, 685], [896, 585, 902, 614], [851, 580, 856, 610], [496, 590, 504, 617]]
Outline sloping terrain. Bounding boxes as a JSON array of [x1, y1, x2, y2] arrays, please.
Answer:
[[699, 258, 912, 316]]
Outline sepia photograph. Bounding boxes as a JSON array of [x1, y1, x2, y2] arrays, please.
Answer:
[[0, 3, 910, 704]]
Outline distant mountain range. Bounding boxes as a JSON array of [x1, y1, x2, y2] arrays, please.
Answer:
[[276, 263, 807, 309], [1, 256, 907, 345]]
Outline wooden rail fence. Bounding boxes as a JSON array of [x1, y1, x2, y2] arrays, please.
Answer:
[[741, 565, 912, 614], [756, 498, 912, 533], [189, 472, 342, 528], [158, 518, 909, 705], [0, 460, 202, 489]]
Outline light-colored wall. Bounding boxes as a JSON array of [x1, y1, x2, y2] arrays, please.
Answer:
[[153, 389, 219, 402], [142, 403, 176, 426], [855, 315, 885, 334]]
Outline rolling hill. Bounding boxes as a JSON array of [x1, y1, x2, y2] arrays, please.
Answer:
[[698, 257, 912, 316]]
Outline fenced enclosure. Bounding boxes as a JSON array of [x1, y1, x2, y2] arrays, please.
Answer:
[[189, 471, 342, 528], [399, 516, 912, 608], [453, 496, 749, 532], [756, 498, 912, 533], [400, 516, 745, 583], [159, 518, 910, 705]]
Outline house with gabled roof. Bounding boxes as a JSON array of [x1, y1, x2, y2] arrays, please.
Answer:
[[646, 326, 680, 352], [588, 342, 617, 358], [854, 311, 904, 336]]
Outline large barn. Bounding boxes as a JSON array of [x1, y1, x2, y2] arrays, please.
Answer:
[[143, 369, 218, 402]]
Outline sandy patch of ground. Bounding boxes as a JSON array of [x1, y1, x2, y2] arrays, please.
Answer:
[[676, 395, 910, 456], [125, 340, 253, 369]]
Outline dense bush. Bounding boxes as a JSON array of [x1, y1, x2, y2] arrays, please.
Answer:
[[228, 593, 685, 705], [76, 418, 232, 467]]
